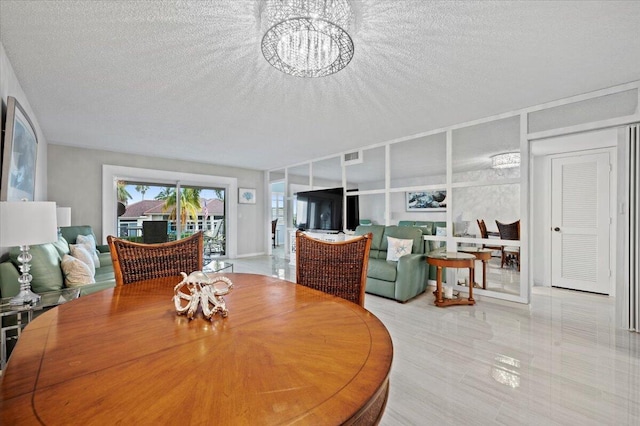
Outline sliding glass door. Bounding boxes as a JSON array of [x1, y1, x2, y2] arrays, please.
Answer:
[[116, 181, 226, 259]]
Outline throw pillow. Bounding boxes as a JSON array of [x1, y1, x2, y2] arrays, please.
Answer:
[[61, 254, 96, 287], [52, 235, 70, 258], [77, 234, 101, 267], [69, 244, 96, 277], [433, 226, 447, 250], [386, 236, 413, 261]]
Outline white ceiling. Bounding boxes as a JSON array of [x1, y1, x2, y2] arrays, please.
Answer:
[[1, 0, 639, 172]]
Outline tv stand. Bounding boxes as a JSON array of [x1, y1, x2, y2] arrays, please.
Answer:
[[306, 229, 342, 235], [288, 229, 348, 266]]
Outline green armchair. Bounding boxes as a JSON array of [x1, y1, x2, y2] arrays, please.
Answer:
[[354, 225, 428, 302]]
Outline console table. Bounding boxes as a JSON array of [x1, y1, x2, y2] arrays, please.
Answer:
[[288, 229, 355, 266], [427, 252, 476, 307]]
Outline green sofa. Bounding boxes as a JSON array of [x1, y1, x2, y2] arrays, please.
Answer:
[[0, 225, 116, 299], [354, 225, 428, 302], [398, 220, 447, 282]]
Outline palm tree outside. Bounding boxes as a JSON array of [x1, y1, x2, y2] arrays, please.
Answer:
[[156, 188, 202, 234], [117, 180, 132, 204], [135, 185, 150, 200], [155, 188, 173, 201]]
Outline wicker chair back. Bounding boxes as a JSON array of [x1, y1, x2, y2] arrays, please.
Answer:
[[108, 232, 204, 286], [295, 231, 372, 306]]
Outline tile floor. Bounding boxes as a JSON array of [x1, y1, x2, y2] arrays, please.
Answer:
[[232, 252, 640, 425]]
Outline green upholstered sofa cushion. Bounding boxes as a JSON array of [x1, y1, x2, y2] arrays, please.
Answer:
[[9, 244, 65, 293], [378, 226, 424, 259], [355, 225, 385, 258], [60, 225, 96, 245], [0, 262, 20, 297], [60, 225, 110, 253], [367, 260, 398, 282]]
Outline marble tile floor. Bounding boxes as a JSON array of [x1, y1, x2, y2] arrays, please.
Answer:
[[231, 254, 640, 425], [457, 257, 521, 296]]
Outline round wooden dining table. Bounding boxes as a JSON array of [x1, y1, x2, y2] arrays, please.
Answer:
[[0, 273, 393, 425]]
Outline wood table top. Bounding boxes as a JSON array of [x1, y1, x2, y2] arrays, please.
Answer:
[[0, 273, 393, 425]]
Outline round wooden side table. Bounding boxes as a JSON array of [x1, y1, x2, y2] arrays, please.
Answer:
[[427, 252, 476, 307], [458, 247, 493, 289]]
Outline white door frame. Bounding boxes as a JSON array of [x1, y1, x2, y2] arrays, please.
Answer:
[[549, 150, 613, 294], [102, 165, 238, 259], [531, 129, 617, 296]]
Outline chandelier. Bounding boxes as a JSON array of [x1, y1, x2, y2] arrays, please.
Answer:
[[491, 152, 521, 169], [261, 0, 354, 78]]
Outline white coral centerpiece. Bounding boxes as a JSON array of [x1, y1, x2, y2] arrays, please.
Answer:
[[173, 271, 233, 320]]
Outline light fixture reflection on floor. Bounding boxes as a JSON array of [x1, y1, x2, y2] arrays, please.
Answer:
[[491, 152, 521, 169], [261, 0, 354, 78]]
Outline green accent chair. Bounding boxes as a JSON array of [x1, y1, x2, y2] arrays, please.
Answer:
[[398, 220, 447, 282], [354, 225, 428, 302]]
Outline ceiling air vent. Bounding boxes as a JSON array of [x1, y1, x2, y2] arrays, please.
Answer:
[[342, 150, 363, 166]]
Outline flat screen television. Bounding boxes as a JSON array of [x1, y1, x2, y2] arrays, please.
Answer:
[[295, 187, 359, 232]]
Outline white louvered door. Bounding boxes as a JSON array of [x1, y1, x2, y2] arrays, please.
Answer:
[[551, 153, 611, 294]]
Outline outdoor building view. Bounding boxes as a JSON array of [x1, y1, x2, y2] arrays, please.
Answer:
[[116, 182, 226, 259]]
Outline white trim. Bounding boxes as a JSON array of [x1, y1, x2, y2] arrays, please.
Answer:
[[445, 130, 453, 252], [528, 114, 640, 141], [384, 144, 391, 225], [450, 178, 520, 189], [520, 113, 530, 302], [268, 82, 639, 174], [102, 165, 238, 259], [388, 184, 448, 193]]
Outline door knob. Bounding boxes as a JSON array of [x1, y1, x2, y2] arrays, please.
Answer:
[[554, 227, 560, 232]]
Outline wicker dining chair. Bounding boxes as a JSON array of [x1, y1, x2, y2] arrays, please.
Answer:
[[495, 220, 520, 270], [295, 231, 373, 307], [477, 219, 503, 256], [108, 232, 204, 286], [271, 219, 278, 248]]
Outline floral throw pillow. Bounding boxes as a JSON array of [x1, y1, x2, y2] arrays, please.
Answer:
[[386, 236, 413, 261]]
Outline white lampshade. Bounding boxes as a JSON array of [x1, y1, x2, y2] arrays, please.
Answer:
[[0, 201, 58, 247], [56, 207, 72, 227]]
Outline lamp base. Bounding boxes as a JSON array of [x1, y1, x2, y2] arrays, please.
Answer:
[[9, 288, 41, 306], [9, 244, 41, 305]]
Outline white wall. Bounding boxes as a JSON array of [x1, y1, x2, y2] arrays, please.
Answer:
[[1, 42, 49, 256], [48, 144, 265, 257]]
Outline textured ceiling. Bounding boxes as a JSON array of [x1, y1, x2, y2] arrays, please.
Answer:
[[1, 0, 639, 172]]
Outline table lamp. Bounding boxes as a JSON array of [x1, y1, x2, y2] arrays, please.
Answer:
[[56, 207, 71, 228], [0, 201, 58, 305]]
